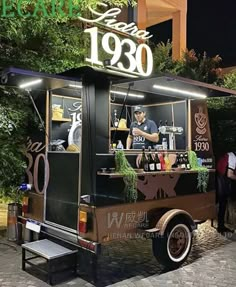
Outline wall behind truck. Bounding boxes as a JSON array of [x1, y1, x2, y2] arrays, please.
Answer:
[[144, 101, 187, 149]]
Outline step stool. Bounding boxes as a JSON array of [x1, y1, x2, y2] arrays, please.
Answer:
[[22, 239, 77, 285]]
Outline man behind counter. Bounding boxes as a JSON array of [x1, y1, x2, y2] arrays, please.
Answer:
[[126, 105, 159, 149]]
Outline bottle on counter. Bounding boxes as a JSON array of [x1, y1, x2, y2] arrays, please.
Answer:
[[179, 153, 185, 169], [113, 109, 119, 127], [162, 138, 168, 150], [159, 153, 166, 171], [140, 146, 148, 170], [117, 140, 124, 149], [147, 146, 155, 171], [184, 152, 191, 170], [154, 148, 161, 171], [164, 153, 171, 171], [172, 153, 180, 168]]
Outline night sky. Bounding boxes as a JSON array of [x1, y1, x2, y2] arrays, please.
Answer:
[[148, 0, 236, 67]]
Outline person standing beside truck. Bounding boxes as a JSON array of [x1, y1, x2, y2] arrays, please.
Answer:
[[126, 105, 159, 149], [216, 152, 236, 233]]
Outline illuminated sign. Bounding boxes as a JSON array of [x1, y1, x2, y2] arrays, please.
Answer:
[[79, 3, 153, 77]]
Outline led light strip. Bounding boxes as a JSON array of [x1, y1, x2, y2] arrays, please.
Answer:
[[153, 84, 207, 99], [69, 84, 83, 88], [110, 90, 144, 98], [19, 79, 42, 89]]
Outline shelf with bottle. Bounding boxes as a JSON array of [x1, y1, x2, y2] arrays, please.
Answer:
[[111, 106, 130, 131], [172, 151, 191, 170], [110, 127, 129, 131], [52, 117, 71, 122], [137, 147, 195, 172]]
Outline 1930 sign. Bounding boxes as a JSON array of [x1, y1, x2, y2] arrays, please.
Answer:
[[79, 3, 153, 77]]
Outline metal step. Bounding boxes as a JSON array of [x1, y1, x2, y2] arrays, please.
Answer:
[[22, 239, 78, 285], [22, 239, 77, 260]]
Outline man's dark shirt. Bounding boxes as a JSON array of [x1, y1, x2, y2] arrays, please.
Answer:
[[129, 119, 158, 149]]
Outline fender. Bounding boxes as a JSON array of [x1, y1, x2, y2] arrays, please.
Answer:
[[156, 209, 195, 236]]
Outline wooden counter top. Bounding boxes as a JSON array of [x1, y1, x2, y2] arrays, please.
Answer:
[[97, 169, 215, 178]]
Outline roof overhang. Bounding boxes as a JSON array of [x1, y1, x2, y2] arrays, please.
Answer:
[[0, 67, 82, 92], [111, 73, 236, 104]]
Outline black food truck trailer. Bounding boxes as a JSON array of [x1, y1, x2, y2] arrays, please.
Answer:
[[2, 66, 236, 284]]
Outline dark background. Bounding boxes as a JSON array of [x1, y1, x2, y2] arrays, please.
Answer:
[[148, 0, 236, 67]]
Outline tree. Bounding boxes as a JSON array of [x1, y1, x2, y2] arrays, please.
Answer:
[[0, 0, 136, 73], [0, 86, 40, 199], [222, 72, 236, 90], [0, 0, 136, 199], [152, 43, 223, 84]]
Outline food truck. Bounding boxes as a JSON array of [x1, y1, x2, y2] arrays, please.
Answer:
[[2, 3, 236, 283], [3, 65, 236, 269]]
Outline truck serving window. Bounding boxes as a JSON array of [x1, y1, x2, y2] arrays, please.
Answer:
[[50, 94, 81, 152], [109, 81, 187, 152]]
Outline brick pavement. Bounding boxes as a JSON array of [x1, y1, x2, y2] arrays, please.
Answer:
[[0, 221, 236, 286]]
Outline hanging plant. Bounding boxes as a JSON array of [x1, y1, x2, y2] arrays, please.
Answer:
[[188, 150, 209, 193], [115, 150, 137, 202], [197, 169, 209, 193]]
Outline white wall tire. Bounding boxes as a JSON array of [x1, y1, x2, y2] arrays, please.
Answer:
[[167, 223, 192, 263], [152, 217, 193, 268]]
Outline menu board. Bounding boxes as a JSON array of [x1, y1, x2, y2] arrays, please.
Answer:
[[191, 100, 214, 168]]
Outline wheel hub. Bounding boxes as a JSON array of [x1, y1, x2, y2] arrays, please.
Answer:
[[169, 227, 189, 257]]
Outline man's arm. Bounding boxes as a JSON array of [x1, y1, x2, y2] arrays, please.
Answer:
[[227, 169, 236, 180], [132, 118, 159, 143], [126, 135, 133, 149], [141, 131, 159, 143]]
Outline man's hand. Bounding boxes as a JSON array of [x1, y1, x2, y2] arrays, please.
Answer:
[[132, 127, 143, 136], [133, 127, 159, 143], [227, 169, 236, 180]]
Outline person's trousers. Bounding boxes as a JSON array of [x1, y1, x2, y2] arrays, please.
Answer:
[[216, 174, 231, 228]]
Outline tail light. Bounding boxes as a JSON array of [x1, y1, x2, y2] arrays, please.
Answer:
[[22, 196, 29, 213], [79, 211, 87, 233]]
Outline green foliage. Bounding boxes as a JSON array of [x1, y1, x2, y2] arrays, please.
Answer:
[[188, 150, 209, 193], [152, 43, 223, 84], [152, 40, 175, 73], [196, 169, 209, 193], [0, 0, 136, 200], [222, 72, 236, 90], [207, 97, 236, 155], [0, 86, 39, 198], [115, 150, 137, 202], [0, 16, 87, 73], [80, 0, 136, 9], [174, 50, 223, 84], [0, 0, 136, 73]]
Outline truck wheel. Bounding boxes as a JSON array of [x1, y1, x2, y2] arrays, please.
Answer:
[[152, 217, 192, 268]]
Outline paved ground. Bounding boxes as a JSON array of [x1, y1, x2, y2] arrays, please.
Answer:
[[0, 220, 236, 287]]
